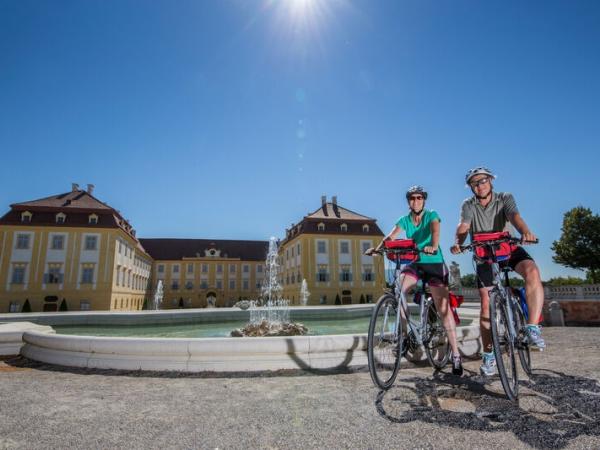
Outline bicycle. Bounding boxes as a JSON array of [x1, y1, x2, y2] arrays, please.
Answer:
[[367, 239, 452, 390], [459, 232, 537, 401]]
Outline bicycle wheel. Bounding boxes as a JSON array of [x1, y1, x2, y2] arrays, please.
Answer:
[[367, 294, 402, 390], [424, 300, 451, 370], [512, 294, 532, 376], [489, 288, 519, 401]]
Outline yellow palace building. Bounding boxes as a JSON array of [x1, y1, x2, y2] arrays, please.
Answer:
[[0, 184, 153, 312], [0, 187, 385, 311], [279, 196, 386, 305]]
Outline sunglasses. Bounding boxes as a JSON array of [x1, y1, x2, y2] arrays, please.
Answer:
[[469, 177, 490, 188], [409, 195, 424, 201]]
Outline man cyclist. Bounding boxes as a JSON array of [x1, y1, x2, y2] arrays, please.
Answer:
[[367, 185, 463, 376], [450, 167, 545, 377]]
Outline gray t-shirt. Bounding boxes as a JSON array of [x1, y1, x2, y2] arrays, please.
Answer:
[[460, 192, 519, 236]]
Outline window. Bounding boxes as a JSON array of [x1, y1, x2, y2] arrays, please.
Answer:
[[84, 236, 97, 250], [9, 302, 21, 312], [16, 234, 30, 249], [202, 264, 208, 273], [217, 264, 223, 273], [200, 281, 208, 289], [362, 242, 371, 254], [320, 295, 327, 305], [243, 280, 249, 290], [11, 266, 26, 284], [341, 223, 348, 232], [216, 279, 223, 289], [362, 224, 370, 233], [243, 265, 249, 273], [317, 222, 325, 231], [317, 268, 328, 282], [56, 213, 66, 224], [291, 274, 295, 284], [187, 264, 194, 274], [88, 214, 98, 224], [257, 265, 263, 273], [185, 281, 193, 290], [340, 242, 349, 254], [46, 267, 62, 284], [80, 300, 91, 311], [81, 267, 94, 284], [229, 280, 236, 290], [317, 241, 326, 254], [21, 211, 31, 223], [297, 243, 301, 255], [173, 264, 180, 274], [256, 281, 262, 290], [366, 295, 373, 304], [157, 264, 164, 273], [229, 264, 236, 273], [171, 281, 179, 290], [340, 268, 352, 282], [51, 235, 65, 250], [363, 270, 374, 282]]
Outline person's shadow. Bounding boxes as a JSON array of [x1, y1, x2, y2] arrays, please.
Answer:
[[375, 368, 600, 449]]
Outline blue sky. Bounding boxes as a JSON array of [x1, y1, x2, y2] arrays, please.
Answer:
[[1, 0, 599, 278]]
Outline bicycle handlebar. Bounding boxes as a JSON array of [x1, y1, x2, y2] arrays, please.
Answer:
[[367, 247, 438, 256], [457, 237, 539, 253]]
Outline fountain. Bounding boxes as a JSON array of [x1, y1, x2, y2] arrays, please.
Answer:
[[152, 280, 163, 310], [300, 279, 310, 306], [231, 237, 307, 337]]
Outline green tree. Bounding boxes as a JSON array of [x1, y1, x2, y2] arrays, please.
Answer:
[[359, 294, 365, 304], [142, 298, 148, 310], [22, 299, 32, 313], [334, 294, 341, 305], [460, 274, 476, 288], [544, 276, 586, 286], [59, 299, 68, 311], [552, 207, 600, 283]]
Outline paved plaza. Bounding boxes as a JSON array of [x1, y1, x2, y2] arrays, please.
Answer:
[[1, 327, 599, 449]]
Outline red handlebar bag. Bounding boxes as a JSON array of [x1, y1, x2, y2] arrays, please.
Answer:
[[384, 239, 418, 264], [473, 232, 517, 261]]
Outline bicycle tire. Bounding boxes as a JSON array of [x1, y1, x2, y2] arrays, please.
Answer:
[[424, 300, 451, 370], [489, 288, 519, 401], [512, 294, 532, 376], [367, 294, 402, 390]]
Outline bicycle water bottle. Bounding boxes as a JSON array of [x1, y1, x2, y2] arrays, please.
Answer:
[[517, 287, 529, 321]]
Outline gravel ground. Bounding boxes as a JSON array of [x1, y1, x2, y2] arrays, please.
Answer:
[[0, 327, 599, 450]]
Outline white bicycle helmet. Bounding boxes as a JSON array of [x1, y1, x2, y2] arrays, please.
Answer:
[[406, 185, 428, 200], [465, 166, 496, 185]]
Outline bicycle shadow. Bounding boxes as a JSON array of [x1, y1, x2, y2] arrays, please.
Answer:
[[375, 369, 600, 449]]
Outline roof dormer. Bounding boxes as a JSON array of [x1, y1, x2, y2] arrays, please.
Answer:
[[88, 214, 98, 225], [56, 212, 66, 224], [21, 211, 32, 223], [317, 222, 325, 232], [340, 223, 348, 232]]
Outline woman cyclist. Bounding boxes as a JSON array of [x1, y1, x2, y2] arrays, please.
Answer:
[[366, 185, 463, 376]]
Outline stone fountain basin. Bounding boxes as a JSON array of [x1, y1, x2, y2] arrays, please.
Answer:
[[2, 305, 482, 372]]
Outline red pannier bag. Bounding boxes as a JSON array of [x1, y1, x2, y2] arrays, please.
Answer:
[[384, 239, 418, 264], [473, 231, 517, 261], [449, 292, 464, 325]]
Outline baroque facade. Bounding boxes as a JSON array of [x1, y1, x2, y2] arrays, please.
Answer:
[[0, 187, 385, 311]]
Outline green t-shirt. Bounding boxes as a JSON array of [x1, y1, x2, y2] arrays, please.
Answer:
[[395, 209, 444, 264]]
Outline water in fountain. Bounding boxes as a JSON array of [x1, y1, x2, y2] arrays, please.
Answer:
[[152, 280, 164, 310], [300, 279, 310, 306], [261, 236, 283, 303], [231, 237, 306, 337]]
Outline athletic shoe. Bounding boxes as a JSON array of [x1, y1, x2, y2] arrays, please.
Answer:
[[479, 352, 497, 376], [452, 354, 463, 376], [524, 325, 546, 351]]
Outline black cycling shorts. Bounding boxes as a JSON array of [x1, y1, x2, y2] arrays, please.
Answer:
[[401, 262, 449, 287], [476, 246, 534, 288]]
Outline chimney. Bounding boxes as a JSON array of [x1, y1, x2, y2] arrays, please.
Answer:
[[71, 183, 79, 192], [332, 196, 337, 206], [321, 195, 326, 206], [86, 184, 95, 195]]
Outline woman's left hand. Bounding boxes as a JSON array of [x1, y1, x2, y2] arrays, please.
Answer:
[[423, 246, 438, 255]]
